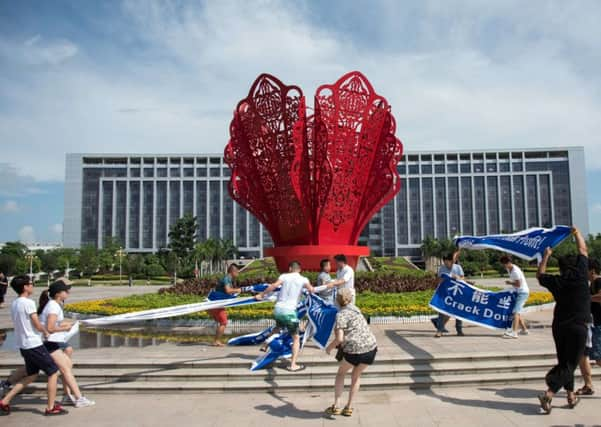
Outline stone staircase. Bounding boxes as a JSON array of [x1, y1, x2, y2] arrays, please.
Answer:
[[3, 351, 599, 394]]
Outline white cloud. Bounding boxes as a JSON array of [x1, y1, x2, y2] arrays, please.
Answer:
[[592, 203, 601, 215], [0, 200, 19, 213], [50, 223, 63, 234], [1, 1, 601, 183], [0, 164, 47, 196], [18, 225, 35, 244]]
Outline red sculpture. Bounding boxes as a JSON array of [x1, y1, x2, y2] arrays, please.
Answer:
[[225, 71, 403, 272]]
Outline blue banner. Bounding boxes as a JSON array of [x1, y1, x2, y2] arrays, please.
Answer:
[[429, 274, 517, 330], [454, 226, 571, 262], [305, 294, 338, 348]]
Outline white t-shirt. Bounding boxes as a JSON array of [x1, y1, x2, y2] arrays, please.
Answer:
[[336, 265, 355, 294], [10, 297, 43, 350], [40, 300, 64, 330], [510, 265, 529, 294], [275, 272, 310, 312]]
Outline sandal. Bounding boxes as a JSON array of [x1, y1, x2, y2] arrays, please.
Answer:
[[567, 396, 580, 409], [342, 407, 353, 417], [575, 386, 594, 396], [324, 405, 342, 416], [538, 394, 552, 414], [45, 404, 68, 416], [285, 365, 306, 372]]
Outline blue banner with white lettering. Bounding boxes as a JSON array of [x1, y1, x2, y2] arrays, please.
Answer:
[[454, 226, 571, 262], [429, 274, 517, 330]]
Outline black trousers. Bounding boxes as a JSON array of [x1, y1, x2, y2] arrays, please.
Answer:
[[545, 322, 587, 393], [0, 284, 7, 303]]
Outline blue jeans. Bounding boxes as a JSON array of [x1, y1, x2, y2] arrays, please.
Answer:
[[437, 313, 463, 333]]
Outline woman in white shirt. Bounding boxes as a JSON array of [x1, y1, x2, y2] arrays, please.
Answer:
[[38, 278, 94, 408]]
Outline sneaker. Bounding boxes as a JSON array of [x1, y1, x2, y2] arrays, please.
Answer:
[[503, 331, 518, 339], [61, 394, 75, 406], [519, 330, 529, 336], [74, 396, 95, 408], [0, 400, 9, 415]]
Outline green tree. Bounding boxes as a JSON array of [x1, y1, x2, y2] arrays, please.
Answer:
[[98, 237, 122, 272], [124, 254, 145, 276], [168, 214, 198, 261], [143, 254, 166, 278], [0, 254, 17, 275], [79, 245, 99, 277], [0, 241, 28, 258]]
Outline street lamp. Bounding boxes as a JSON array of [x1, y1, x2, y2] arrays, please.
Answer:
[[25, 252, 35, 280], [115, 247, 126, 285]]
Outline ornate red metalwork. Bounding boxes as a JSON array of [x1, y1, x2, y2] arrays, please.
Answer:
[[225, 71, 404, 272]]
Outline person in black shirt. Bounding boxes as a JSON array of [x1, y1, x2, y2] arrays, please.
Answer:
[[536, 226, 590, 414], [575, 258, 601, 396]]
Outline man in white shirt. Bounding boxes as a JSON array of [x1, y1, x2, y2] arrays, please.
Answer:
[[256, 261, 315, 372], [325, 254, 356, 305], [500, 255, 530, 339], [0, 275, 67, 416]]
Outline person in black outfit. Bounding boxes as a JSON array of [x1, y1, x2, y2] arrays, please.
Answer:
[[575, 258, 601, 395], [0, 272, 8, 308], [536, 226, 591, 414]]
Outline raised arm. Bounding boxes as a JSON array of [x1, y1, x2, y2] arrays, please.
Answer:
[[537, 247, 552, 280], [572, 226, 588, 257]]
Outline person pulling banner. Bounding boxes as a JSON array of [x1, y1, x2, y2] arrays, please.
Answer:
[[429, 274, 517, 330], [454, 226, 572, 262]]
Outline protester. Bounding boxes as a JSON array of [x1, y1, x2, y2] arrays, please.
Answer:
[[325, 254, 355, 306], [324, 288, 377, 417], [432, 250, 465, 337], [500, 255, 530, 339], [0, 275, 67, 416], [207, 264, 242, 347], [575, 258, 601, 395], [0, 271, 8, 308], [255, 261, 314, 372], [39, 279, 95, 408], [536, 227, 590, 414], [316, 258, 334, 304]]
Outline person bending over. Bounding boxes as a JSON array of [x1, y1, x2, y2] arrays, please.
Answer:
[[255, 261, 314, 372]]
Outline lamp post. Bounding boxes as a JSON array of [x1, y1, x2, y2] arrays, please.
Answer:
[[115, 247, 126, 285], [25, 252, 35, 280]]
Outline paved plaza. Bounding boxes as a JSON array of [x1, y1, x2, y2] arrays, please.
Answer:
[[2, 284, 601, 426]]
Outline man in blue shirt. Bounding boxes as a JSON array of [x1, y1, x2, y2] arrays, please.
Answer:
[[432, 250, 465, 337]]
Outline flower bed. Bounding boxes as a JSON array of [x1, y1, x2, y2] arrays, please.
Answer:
[[66, 290, 555, 320]]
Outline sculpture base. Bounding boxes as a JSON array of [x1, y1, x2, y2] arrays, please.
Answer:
[[264, 245, 370, 273]]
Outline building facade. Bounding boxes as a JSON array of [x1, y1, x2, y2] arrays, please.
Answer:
[[64, 147, 589, 257]]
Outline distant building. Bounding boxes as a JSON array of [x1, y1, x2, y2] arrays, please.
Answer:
[[64, 147, 589, 257]]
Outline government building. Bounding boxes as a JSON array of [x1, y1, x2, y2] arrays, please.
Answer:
[[64, 147, 589, 258]]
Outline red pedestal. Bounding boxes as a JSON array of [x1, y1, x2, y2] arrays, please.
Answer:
[[264, 245, 370, 273]]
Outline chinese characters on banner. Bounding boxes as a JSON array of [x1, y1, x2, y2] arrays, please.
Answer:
[[429, 274, 517, 330]]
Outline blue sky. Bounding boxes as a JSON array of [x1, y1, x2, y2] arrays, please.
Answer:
[[1, 0, 601, 243]]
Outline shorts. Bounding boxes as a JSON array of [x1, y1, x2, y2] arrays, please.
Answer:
[[43, 341, 61, 353], [513, 292, 529, 314], [208, 308, 228, 326], [274, 309, 300, 335], [343, 347, 377, 366], [20, 345, 59, 377]]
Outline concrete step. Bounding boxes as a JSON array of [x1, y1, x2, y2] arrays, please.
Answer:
[[0, 359, 561, 382], [0, 351, 558, 370], [16, 370, 601, 393]]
